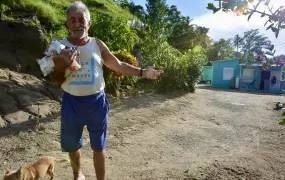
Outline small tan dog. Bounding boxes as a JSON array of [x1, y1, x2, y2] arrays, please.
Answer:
[[3, 156, 69, 180]]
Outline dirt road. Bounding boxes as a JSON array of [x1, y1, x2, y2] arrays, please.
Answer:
[[1, 86, 285, 180]]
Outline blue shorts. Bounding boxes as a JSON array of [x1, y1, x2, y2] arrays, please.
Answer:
[[60, 91, 109, 152]]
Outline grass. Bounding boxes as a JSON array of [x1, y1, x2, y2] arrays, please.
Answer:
[[279, 111, 285, 125], [37, 124, 46, 131], [2, 0, 133, 24], [2, 0, 61, 25], [1, 0, 134, 38], [279, 118, 285, 125]]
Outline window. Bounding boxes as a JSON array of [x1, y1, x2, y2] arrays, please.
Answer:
[[223, 68, 234, 80], [242, 68, 254, 81]]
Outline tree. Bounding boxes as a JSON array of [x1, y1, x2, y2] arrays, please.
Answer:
[[241, 29, 273, 57], [194, 26, 211, 48], [276, 54, 285, 60], [165, 5, 210, 52], [123, 1, 146, 23], [166, 5, 182, 24], [206, 0, 285, 38], [117, 0, 130, 9], [131, 4, 146, 22], [206, 38, 235, 61], [232, 34, 243, 52], [167, 15, 194, 52], [145, 0, 168, 34]]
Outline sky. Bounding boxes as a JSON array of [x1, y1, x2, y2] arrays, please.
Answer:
[[132, 0, 285, 55]]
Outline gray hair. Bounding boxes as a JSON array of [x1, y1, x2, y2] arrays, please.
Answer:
[[66, 1, 91, 21]]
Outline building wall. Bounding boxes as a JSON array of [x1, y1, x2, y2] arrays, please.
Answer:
[[239, 65, 262, 92], [268, 66, 283, 93], [212, 59, 240, 88], [200, 66, 213, 82], [239, 65, 285, 94]]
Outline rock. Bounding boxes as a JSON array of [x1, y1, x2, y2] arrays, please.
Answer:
[[0, 68, 62, 126], [0, 50, 19, 69], [7, 70, 44, 88], [25, 100, 60, 118], [5, 70, 62, 100], [4, 110, 31, 125], [0, 69, 9, 80], [0, 91, 19, 114], [10, 88, 49, 106], [0, 21, 48, 76], [8, 88, 60, 117], [0, 116, 6, 127], [46, 85, 64, 102]]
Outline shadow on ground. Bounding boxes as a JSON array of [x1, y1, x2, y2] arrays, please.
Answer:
[[0, 114, 60, 138]]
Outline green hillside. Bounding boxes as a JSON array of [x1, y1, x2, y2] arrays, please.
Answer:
[[0, 0, 134, 37]]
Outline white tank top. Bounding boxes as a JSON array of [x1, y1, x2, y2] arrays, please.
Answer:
[[60, 38, 105, 96]]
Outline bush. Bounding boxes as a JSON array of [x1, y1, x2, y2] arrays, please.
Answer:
[[0, 4, 10, 14], [139, 32, 205, 93], [90, 12, 138, 52], [104, 49, 138, 96], [156, 51, 205, 92], [139, 32, 181, 68]]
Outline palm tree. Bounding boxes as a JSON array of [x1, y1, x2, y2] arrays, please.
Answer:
[[232, 34, 243, 52]]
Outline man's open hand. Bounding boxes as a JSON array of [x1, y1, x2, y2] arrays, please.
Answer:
[[143, 64, 163, 79]]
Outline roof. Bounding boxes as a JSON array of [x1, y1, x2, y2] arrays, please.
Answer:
[[211, 59, 239, 63], [239, 63, 263, 66], [239, 63, 284, 67], [271, 64, 285, 67]]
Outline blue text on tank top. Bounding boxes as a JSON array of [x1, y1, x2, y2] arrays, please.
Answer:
[[69, 56, 95, 85]]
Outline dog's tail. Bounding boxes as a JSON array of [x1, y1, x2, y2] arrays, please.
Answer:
[[54, 158, 70, 163]]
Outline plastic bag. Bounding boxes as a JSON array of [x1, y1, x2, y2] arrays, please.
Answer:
[[38, 40, 81, 77]]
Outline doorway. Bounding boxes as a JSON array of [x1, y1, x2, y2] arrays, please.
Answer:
[[260, 71, 270, 90]]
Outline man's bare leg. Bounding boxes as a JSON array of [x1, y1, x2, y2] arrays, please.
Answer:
[[69, 150, 85, 180], [93, 149, 106, 180]]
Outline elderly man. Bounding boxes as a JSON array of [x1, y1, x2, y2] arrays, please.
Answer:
[[50, 1, 162, 180]]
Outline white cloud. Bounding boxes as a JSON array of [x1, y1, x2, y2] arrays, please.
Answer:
[[192, 0, 285, 55]]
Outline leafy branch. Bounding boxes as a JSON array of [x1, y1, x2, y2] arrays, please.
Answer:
[[206, 0, 285, 38]]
